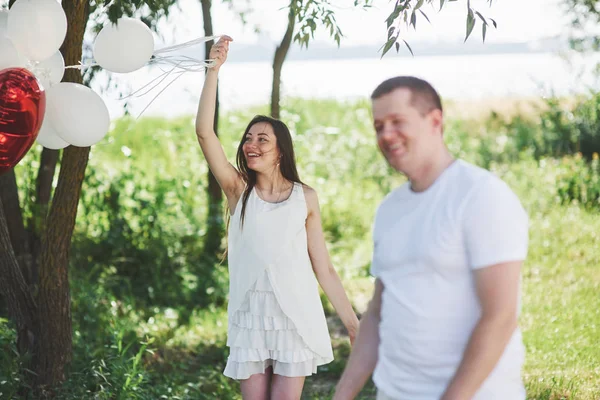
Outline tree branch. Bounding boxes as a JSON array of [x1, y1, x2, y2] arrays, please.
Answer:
[[271, 3, 296, 119]]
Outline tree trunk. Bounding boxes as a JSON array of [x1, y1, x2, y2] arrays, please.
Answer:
[[0, 171, 33, 285], [0, 196, 38, 359], [271, 5, 296, 119], [201, 0, 224, 259], [29, 148, 60, 289], [34, 0, 90, 390]]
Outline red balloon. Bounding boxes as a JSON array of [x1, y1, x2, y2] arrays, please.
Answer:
[[0, 68, 46, 175]]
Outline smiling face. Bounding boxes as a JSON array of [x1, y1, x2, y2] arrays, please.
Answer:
[[241, 121, 281, 173], [372, 88, 443, 175]]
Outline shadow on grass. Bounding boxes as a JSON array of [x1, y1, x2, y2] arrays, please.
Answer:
[[145, 340, 241, 399], [144, 318, 377, 400]]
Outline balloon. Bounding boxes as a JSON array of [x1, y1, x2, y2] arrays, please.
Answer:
[[93, 17, 154, 73], [36, 117, 68, 150], [46, 83, 110, 147], [0, 10, 8, 36], [0, 35, 25, 70], [6, 0, 67, 62], [29, 50, 65, 89], [0, 68, 46, 174]]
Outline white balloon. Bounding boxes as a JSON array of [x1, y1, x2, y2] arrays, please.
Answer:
[[29, 50, 64, 89], [93, 17, 154, 73], [46, 83, 111, 147], [0, 35, 25, 70], [7, 0, 67, 62], [36, 116, 69, 150], [0, 10, 8, 37]]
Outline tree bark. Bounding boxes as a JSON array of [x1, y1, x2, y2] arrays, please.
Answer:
[[29, 148, 60, 289], [34, 0, 90, 390], [0, 171, 33, 285], [0, 196, 38, 358], [271, 4, 296, 119], [201, 0, 224, 259]]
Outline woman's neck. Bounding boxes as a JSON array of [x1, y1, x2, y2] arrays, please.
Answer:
[[255, 170, 291, 194]]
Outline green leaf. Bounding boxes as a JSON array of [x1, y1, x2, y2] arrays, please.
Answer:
[[415, 0, 425, 10], [465, 9, 476, 42], [403, 39, 414, 56], [410, 11, 417, 29], [419, 10, 431, 25], [490, 18, 497, 28], [482, 22, 487, 42], [475, 11, 487, 25], [395, 42, 400, 52], [381, 37, 396, 58], [439, 0, 445, 10], [386, 6, 401, 29]]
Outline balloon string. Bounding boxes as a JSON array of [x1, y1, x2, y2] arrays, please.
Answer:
[[120, 72, 172, 100], [59, 35, 221, 121], [153, 35, 221, 55], [63, 35, 220, 71], [135, 68, 187, 120], [65, 62, 99, 70]]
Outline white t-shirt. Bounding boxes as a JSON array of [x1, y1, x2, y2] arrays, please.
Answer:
[[371, 159, 529, 400]]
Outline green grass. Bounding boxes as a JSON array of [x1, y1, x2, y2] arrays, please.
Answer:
[[520, 206, 600, 399]]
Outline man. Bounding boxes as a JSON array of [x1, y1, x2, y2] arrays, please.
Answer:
[[333, 76, 529, 400]]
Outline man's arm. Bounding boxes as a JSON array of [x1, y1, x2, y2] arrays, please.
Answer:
[[441, 174, 529, 399], [333, 279, 384, 400], [441, 260, 522, 400]]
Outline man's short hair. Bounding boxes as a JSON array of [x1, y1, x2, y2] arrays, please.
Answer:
[[371, 76, 443, 116]]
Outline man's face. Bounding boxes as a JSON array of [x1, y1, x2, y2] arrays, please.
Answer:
[[372, 88, 442, 174]]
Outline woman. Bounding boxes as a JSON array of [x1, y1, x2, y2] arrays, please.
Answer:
[[195, 36, 359, 399]]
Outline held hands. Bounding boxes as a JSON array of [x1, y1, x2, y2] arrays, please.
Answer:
[[208, 35, 233, 71]]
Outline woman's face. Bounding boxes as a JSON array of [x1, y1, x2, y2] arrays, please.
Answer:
[[242, 122, 281, 173]]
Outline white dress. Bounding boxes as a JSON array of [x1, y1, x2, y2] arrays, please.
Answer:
[[223, 182, 334, 380]]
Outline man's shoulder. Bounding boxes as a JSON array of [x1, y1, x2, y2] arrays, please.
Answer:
[[453, 159, 494, 184], [452, 159, 514, 196], [454, 160, 526, 220]]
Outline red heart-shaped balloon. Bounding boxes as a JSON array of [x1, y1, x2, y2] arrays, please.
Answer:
[[0, 68, 46, 175]]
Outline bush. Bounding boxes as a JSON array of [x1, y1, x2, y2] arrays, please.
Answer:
[[556, 153, 600, 210], [0, 319, 27, 399]]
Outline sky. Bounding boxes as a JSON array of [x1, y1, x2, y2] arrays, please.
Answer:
[[0, 0, 570, 49], [155, 0, 570, 49]]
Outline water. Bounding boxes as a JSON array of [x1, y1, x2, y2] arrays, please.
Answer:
[[98, 51, 599, 120]]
